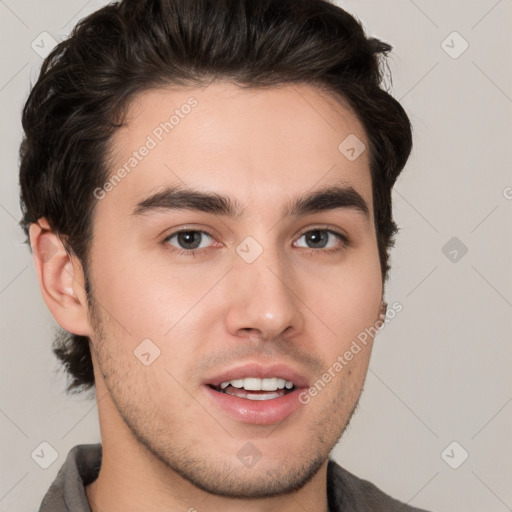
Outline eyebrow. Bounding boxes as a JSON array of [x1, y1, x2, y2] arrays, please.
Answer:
[[133, 184, 370, 220]]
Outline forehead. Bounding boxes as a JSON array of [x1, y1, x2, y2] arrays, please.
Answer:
[[100, 81, 373, 220]]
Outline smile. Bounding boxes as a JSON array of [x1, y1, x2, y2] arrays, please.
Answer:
[[202, 363, 307, 424]]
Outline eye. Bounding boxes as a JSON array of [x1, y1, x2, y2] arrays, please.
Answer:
[[294, 228, 348, 252], [164, 229, 215, 253], [162, 227, 348, 257]]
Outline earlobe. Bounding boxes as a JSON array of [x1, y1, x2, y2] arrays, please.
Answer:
[[29, 218, 92, 337]]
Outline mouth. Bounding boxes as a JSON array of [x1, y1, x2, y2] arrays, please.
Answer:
[[202, 364, 308, 425]]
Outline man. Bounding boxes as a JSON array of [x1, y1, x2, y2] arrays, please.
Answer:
[[20, 0, 429, 510]]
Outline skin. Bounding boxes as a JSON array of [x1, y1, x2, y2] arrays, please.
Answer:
[[30, 82, 385, 512]]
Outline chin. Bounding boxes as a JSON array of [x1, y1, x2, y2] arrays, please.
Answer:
[[169, 454, 327, 499]]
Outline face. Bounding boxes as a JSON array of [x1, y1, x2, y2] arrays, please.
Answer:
[[85, 81, 383, 498]]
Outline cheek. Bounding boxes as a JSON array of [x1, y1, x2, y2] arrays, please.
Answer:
[[89, 248, 220, 342], [301, 249, 382, 344]]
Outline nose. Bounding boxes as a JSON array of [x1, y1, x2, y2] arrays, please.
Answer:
[[224, 245, 305, 342]]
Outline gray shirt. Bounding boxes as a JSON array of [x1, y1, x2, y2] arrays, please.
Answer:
[[39, 444, 431, 511]]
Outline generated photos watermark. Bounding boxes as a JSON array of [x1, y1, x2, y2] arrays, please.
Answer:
[[298, 301, 403, 405], [93, 97, 198, 200]]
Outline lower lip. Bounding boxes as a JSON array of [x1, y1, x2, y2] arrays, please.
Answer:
[[202, 385, 304, 425]]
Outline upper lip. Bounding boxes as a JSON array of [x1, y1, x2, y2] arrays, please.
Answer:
[[203, 362, 310, 389]]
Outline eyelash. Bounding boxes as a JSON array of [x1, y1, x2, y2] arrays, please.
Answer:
[[162, 226, 349, 258]]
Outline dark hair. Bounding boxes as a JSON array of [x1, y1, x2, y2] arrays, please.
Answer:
[[19, 0, 412, 392]]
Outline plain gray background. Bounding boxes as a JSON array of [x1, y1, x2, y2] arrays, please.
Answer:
[[1, 1, 511, 511]]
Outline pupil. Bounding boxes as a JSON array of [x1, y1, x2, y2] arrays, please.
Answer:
[[178, 231, 201, 249], [306, 230, 327, 248]]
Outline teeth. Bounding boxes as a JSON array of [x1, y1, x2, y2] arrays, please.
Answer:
[[218, 377, 294, 391], [261, 377, 277, 391], [244, 391, 282, 401], [243, 377, 261, 391], [276, 378, 286, 389]]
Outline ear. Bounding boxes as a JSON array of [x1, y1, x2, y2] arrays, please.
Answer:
[[29, 218, 92, 337]]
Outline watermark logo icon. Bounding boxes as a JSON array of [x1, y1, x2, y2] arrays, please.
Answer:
[[236, 236, 263, 264], [134, 338, 161, 366], [31, 441, 58, 469], [31, 32, 58, 59], [441, 441, 469, 469], [442, 237, 468, 263], [237, 442, 262, 468], [338, 134, 365, 161], [441, 32, 469, 59], [37, 237, 58, 262]]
